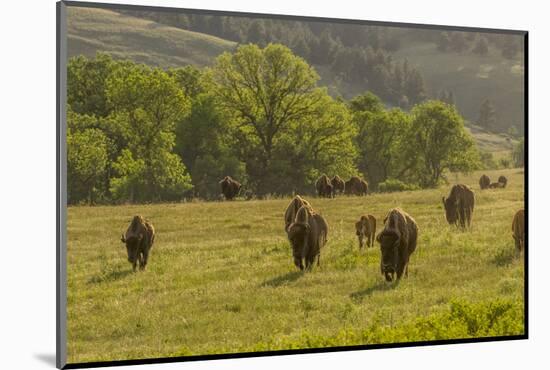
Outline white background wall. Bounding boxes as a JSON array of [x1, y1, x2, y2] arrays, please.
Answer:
[[0, 0, 544, 369]]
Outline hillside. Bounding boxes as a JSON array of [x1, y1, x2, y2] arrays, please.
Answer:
[[393, 41, 524, 133], [67, 7, 237, 67]]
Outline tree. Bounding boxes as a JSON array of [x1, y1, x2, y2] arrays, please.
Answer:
[[105, 63, 193, 201], [67, 125, 109, 204], [351, 93, 410, 188], [512, 137, 524, 167], [67, 52, 115, 117], [477, 98, 497, 130], [473, 36, 489, 56], [437, 32, 450, 52], [208, 43, 357, 195], [405, 68, 427, 105], [405, 101, 480, 187]]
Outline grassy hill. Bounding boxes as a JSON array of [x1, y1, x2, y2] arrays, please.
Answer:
[[393, 41, 524, 133], [66, 168, 524, 363], [67, 7, 237, 67]]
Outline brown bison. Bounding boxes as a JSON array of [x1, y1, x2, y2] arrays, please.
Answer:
[[479, 174, 490, 190], [512, 209, 525, 254], [120, 215, 155, 272], [287, 205, 328, 271], [219, 176, 241, 200], [284, 195, 312, 234], [355, 215, 376, 249], [331, 175, 345, 196], [316, 174, 333, 198], [488, 182, 505, 189], [345, 176, 368, 196], [442, 184, 475, 228], [376, 208, 418, 282], [498, 175, 508, 188]]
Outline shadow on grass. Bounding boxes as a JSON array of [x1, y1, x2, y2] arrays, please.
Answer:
[[261, 270, 303, 287], [350, 280, 399, 302], [491, 247, 518, 267], [87, 268, 134, 284]]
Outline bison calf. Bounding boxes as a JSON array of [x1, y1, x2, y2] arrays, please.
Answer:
[[355, 215, 376, 249], [512, 209, 525, 254], [121, 215, 155, 272], [376, 208, 418, 282], [498, 175, 508, 188], [287, 205, 328, 271]]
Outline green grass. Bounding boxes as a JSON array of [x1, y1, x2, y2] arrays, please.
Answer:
[[66, 168, 524, 363], [67, 7, 236, 67]]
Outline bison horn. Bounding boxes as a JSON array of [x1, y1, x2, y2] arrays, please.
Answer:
[[120, 234, 126, 243], [442, 196, 446, 205]]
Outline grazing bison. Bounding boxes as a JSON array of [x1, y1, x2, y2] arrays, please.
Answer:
[[219, 176, 241, 200], [355, 215, 376, 249], [376, 208, 418, 282], [284, 195, 312, 234], [512, 209, 525, 254], [488, 182, 504, 189], [287, 205, 328, 271], [498, 175, 508, 188], [316, 174, 333, 198], [345, 176, 368, 196], [331, 175, 345, 197], [442, 184, 475, 228], [120, 215, 155, 272], [479, 174, 491, 190]]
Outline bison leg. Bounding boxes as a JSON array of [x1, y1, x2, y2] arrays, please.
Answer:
[[317, 254, 321, 267], [458, 206, 466, 229], [132, 261, 137, 272]]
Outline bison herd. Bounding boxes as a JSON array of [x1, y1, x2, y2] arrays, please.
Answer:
[[118, 174, 525, 283]]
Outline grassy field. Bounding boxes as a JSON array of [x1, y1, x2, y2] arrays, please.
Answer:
[[66, 168, 525, 363]]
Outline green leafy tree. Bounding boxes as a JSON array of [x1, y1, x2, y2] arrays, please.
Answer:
[[405, 101, 480, 187], [67, 126, 109, 204], [67, 52, 115, 117], [208, 43, 357, 195], [106, 63, 193, 201], [350, 93, 410, 188]]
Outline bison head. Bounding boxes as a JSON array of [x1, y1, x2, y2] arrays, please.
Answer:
[[377, 231, 400, 282], [288, 222, 310, 270], [121, 233, 142, 266], [442, 196, 458, 225]]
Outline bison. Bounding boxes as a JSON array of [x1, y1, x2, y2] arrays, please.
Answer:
[[488, 182, 505, 189], [316, 174, 333, 198], [345, 176, 368, 196], [284, 195, 312, 234], [376, 208, 418, 282], [498, 175, 508, 188], [331, 175, 345, 197], [219, 176, 241, 200], [442, 184, 475, 229], [512, 209, 525, 254], [479, 174, 491, 190], [287, 205, 328, 271], [120, 215, 155, 272], [355, 215, 376, 249]]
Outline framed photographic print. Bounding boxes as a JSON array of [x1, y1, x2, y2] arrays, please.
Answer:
[[57, 1, 527, 368]]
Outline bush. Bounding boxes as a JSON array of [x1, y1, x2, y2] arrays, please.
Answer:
[[378, 179, 420, 193]]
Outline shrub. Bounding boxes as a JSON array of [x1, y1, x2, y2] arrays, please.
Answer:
[[378, 179, 420, 193]]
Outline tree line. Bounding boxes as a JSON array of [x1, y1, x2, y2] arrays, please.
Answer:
[[68, 45, 486, 204]]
